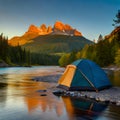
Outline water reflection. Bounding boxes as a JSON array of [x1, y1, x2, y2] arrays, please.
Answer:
[[0, 67, 120, 120], [24, 89, 108, 120], [24, 91, 64, 117], [62, 97, 108, 120], [108, 71, 120, 86]]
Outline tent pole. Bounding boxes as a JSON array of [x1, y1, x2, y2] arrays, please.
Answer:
[[77, 68, 98, 92]]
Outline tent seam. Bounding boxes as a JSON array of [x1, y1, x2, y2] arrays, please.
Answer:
[[76, 67, 98, 91]]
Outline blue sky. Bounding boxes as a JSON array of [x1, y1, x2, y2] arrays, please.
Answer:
[[0, 0, 120, 40]]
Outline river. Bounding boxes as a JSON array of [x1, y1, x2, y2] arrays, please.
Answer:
[[0, 66, 120, 120]]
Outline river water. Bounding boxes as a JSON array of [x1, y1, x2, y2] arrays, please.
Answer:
[[0, 66, 120, 120]]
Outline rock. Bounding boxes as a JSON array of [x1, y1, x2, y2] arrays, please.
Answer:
[[105, 100, 110, 104], [53, 21, 65, 31], [89, 95, 95, 99], [27, 24, 39, 33], [36, 90, 47, 92], [77, 93, 81, 97], [116, 101, 120, 106], [40, 94, 47, 96], [74, 29, 82, 36], [95, 96, 100, 101], [64, 24, 73, 31], [40, 24, 47, 32], [52, 90, 64, 96], [0, 60, 9, 67], [69, 92, 75, 96], [52, 21, 82, 36], [47, 26, 52, 33], [99, 97, 106, 102]]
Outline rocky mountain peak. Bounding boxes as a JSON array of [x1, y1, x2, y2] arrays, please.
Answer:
[[64, 24, 73, 30], [27, 24, 39, 33], [40, 24, 47, 32], [26, 21, 82, 36], [47, 26, 52, 33], [53, 21, 65, 31], [52, 21, 82, 36], [9, 21, 83, 46], [74, 29, 82, 36]]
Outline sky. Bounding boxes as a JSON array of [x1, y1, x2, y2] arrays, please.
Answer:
[[0, 0, 120, 41]]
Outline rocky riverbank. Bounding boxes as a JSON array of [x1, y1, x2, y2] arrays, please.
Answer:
[[52, 87, 120, 106], [33, 72, 120, 106]]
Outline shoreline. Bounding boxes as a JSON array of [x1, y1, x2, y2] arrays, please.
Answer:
[[0, 64, 120, 70], [32, 67, 120, 106], [103, 65, 120, 71]]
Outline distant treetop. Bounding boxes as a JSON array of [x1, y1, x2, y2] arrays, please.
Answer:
[[113, 10, 120, 27]]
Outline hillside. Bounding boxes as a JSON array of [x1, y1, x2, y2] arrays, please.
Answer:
[[105, 26, 120, 42], [59, 26, 120, 67], [22, 35, 93, 54]]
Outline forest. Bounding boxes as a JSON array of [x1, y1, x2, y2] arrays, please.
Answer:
[[59, 31, 120, 67], [0, 33, 31, 66], [59, 10, 120, 67], [0, 33, 60, 66]]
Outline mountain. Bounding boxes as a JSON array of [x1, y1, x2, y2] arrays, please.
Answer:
[[23, 35, 92, 54], [9, 21, 93, 53], [105, 26, 120, 42], [9, 21, 83, 46], [26, 24, 52, 35], [8, 24, 52, 46], [52, 21, 82, 36]]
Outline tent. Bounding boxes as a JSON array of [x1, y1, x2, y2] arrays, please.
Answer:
[[58, 59, 111, 91]]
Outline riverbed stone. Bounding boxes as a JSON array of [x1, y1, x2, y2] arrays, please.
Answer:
[[40, 94, 47, 96], [32, 74, 120, 106]]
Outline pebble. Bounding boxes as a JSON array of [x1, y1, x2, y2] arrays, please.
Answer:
[[37, 90, 47, 92], [40, 94, 47, 96], [32, 74, 120, 106], [53, 87, 120, 106]]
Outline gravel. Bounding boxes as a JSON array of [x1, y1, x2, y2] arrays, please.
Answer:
[[32, 73, 120, 106]]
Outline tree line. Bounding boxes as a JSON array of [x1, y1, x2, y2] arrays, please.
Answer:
[[59, 29, 120, 67], [0, 33, 60, 66], [0, 33, 31, 66], [30, 53, 60, 65]]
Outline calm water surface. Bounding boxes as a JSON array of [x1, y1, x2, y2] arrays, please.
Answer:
[[0, 66, 120, 120]]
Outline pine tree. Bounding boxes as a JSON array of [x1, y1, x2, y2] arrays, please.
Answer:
[[98, 34, 103, 43], [113, 10, 120, 27], [27, 50, 31, 66], [114, 49, 120, 66]]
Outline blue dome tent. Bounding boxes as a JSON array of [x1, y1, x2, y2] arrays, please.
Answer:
[[58, 59, 111, 91]]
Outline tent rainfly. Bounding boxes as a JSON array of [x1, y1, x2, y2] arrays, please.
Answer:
[[58, 59, 111, 91]]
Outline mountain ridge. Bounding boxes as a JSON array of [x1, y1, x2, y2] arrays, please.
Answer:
[[9, 21, 83, 46], [105, 26, 120, 41]]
